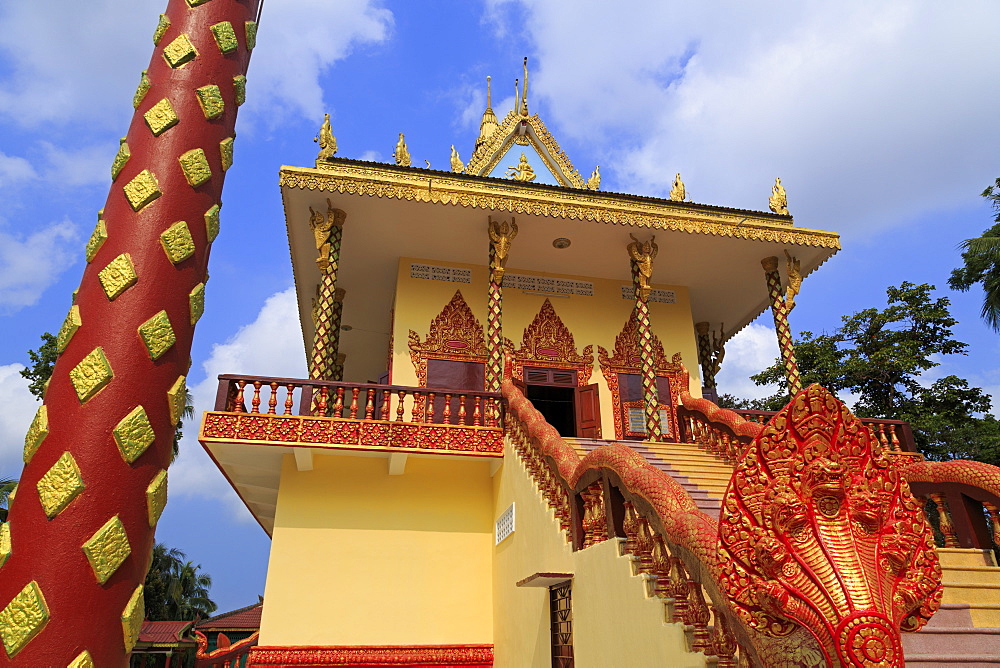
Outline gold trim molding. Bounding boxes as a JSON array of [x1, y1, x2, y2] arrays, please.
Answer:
[[282, 163, 840, 250]]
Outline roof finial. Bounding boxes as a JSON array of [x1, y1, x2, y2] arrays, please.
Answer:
[[474, 76, 499, 152], [520, 57, 529, 116]]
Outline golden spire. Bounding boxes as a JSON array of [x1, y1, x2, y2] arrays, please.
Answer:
[[475, 76, 499, 152], [520, 57, 529, 116]]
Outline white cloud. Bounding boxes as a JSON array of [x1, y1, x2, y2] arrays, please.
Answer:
[[486, 1, 1000, 238], [0, 152, 37, 187], [170, 287, 307, 519], [714, 323, 780, 401], [0, 364, 37, 478], [0, 221, 78, 312], [39, 141, 116, 188], [244, 0, 393, 126]]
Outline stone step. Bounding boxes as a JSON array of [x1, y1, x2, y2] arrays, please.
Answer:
[[940, 564, 1000, 584], [943, 583, 1000, 606], [939, 548, 998, 568]]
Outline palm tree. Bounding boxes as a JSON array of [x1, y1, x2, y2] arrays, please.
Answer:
[[0, 477, 17, 523], [144, 543, 217, 621], [950, 178, 1000, 331]]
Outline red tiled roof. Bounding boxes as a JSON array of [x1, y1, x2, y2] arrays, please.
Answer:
[[197, 603, 262, 630], [138, 621, 193, 644]]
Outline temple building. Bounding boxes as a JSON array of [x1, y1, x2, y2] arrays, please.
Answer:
[[198, 63, 1000, 667]]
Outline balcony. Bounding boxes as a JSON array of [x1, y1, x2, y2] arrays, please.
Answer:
[[199, 375, 504, 533]]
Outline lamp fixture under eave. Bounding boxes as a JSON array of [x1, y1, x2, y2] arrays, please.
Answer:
[[552, 238, 571, 249]]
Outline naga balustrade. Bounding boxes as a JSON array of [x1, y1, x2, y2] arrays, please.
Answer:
[[735, 408, 919, 453], [203, 374, 504, 456], [194, 629, 258, 668], [502, 379, 754, 666]]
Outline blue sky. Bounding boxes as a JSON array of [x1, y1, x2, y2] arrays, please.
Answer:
[[2, 1, 999, 612]]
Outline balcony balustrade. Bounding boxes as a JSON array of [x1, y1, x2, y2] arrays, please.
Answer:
[[201, 374, 504, 457]]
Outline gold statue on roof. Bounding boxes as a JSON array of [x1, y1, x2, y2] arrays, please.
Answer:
[[627, 233, 658, 301], [314, 113, 337, 162], [309, 198, 344, 271], [769, 177, 789, 215], [450, 145, 465, 173], [394, 132, 411, 167], [784, 250, 802, 311], [507, 152, 536, 182], [584, 165, 600, 190], [488, 216, 518, 283], [669, 172, 685, 201]]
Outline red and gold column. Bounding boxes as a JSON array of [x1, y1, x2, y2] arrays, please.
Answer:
[[761, 256, 802, 396], [695, 321, 715, 389], [0, 0, 259, 664], [486, 218, 517, 400], [628, 235, 661, 441], [309, 205, 346, 382]]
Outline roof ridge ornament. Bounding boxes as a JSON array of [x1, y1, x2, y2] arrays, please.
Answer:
[[769, 177, 789, 215], [520, 56, 529, 117], [314, 113, 337, 163], [669, 172, 685, 202], [394, 132, 411, 167]]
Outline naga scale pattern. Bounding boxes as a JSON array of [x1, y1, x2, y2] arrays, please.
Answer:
[[0, 0, 259, 663]]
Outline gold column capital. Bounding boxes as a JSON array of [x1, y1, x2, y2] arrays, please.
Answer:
[[761, 256, 779, 272], [695, 321, 710, 335]]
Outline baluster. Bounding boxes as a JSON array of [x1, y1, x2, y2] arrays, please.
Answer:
[[888, 424, 902, 452], [233, 380, 247, 413], [396, 390, 406, 421], [443, 394, 452, 424], [381, 390, 391, 421], [315, 386, 329, 417], [876, 423, 890, 451], [687, 582, 713, 653], [267, 382, 279, 414], [250, 381, 262, 414], [985, 502, 1000, 547], [458, 395, 467, 425], [473, 396, 481, 426], [425, 392, 435, 424], [929, 492, 960, 547], [284, 384, 295, 415], [365, 389, 375, 419], [485, 399, 496, 427], [332, 387, 344, 418], [349, 387, 360, 419]]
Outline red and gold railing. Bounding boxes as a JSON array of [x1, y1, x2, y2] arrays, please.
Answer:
[[502, 379, 752, 665], [202, 375, 504, 456]]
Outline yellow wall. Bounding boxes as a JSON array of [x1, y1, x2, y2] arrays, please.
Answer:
[[491, 441, 707, 667], [259, 453, 494, 646], [392, 257, 702, 434]]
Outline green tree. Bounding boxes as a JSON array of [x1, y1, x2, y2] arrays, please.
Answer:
[[19, 332, 58, 399], [144, 543, 217, 621], [747, 282, 1000, 462], [949, 177, 1000, 331]]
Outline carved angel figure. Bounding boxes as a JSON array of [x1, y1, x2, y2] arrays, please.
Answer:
[[769, 177, 789, 215], [784, 249, 802, 312], [506, 152, 536, 182], [627, 233, 658, 301], [669, 172, 685, 201], [394, 132, 411, 167], [488, 217, 518, 282], [450, 145, 465, 173], [314, 113, 337, 162], [584, 165, 600, 190], [309, 198, 344, 271]]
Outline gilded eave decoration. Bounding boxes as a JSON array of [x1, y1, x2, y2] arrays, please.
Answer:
[[283, 164, 840, 250]]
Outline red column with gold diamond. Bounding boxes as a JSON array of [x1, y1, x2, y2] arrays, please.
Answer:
[[631, 262, 662, 441], [310, 209, 346, 382], [0, 0, 259, 664], [761, 256, 803, 396]]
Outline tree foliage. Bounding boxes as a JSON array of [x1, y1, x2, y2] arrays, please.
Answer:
[[19, 332, 58, 400], [949, 177, 1000, 332], [747, 282, 1000, 463], [144, 543, 217, 621], [0, 477, 17, 523]]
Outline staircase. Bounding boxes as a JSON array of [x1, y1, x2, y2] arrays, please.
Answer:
[[567, 436, 1000, 666]]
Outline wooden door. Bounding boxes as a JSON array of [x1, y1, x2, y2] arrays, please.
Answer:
[[574, 383, 601, 439]]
